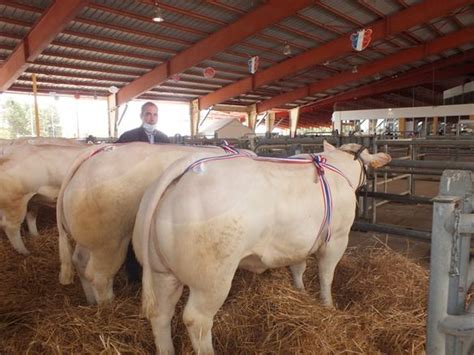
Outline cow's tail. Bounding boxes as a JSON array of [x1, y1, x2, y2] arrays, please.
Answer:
[[135, 152, 216, 319], [58, 144, 111, 285]]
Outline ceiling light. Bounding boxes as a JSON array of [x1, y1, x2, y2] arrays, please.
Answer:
[[152, 1, 164, 23], [283, 42, 291, 56]]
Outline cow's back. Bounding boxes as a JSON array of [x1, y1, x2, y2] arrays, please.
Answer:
[[61, 143, 229, 249]]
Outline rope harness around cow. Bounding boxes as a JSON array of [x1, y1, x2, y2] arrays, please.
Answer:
[[184, 148, 368, 244]]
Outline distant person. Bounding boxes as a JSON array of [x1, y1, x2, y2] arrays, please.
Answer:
[[116, 101, 169, 283], [116, 101, 169, 144]]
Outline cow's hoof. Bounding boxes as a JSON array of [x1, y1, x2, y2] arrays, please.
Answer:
[[16, 248, 30, 256], [59, 270, 74, 285]]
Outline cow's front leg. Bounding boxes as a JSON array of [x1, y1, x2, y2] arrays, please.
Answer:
[[289, 260, 307, 290], [316, 233, 349, 307]]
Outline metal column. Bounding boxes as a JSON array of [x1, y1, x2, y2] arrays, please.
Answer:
[[426, 170, 474, 355]]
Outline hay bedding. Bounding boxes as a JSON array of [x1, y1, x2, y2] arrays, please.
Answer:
[[1, 219, 429, 354]]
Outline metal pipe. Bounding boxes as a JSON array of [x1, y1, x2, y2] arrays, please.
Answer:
[[359, 191, 433, 204], [389, 159, 474, 170], [377, 139, 474, 147], [351, 221, 431, 241], [376, 168, 445, 175]]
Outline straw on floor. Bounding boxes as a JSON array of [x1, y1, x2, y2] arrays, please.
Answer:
[[1, 225, 429, 354]]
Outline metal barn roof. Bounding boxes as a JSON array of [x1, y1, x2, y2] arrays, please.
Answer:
[[0, 0, 473, 128]]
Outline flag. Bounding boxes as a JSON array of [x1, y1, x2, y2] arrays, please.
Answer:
[[351, 28, 372, 51], [248, 56, 259, 74]]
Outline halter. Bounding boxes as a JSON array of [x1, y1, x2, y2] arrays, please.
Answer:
[[340, 146, 368, 192]]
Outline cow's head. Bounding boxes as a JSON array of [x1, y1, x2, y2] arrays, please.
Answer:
[[323, 141, 391, 168]]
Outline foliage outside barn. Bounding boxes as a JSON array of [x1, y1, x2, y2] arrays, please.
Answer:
[[0, 99, 62, 139]]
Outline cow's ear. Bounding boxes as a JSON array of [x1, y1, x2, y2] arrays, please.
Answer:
[[323, 140, 336, 152], [368, 152, 391, 168]]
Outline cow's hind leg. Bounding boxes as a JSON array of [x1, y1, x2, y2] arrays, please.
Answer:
[[316, 233, 349, 307], [86, 238, 129, 304], [290, 260, 307, 290], [72, 244, 96, 304], [148, 272, 183, 354], [26, 205, 39, 237], [183, 278, 233, 355]]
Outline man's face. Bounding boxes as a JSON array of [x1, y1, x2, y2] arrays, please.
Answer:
[[141, 104, 158, 125]]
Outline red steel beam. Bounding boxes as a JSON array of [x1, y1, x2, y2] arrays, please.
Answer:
[[302, 63, 474, 113], [198, 0, 472, 110], [0, 3, 276, 69], [0, 0, 89, 91], [256, 26, 474, 112], [116, 0, 314, 106]]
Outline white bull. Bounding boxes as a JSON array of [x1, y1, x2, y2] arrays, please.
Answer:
[[0, 140, 87, 255], [57, 142, 252, 305], [133, 142, 391, 354]]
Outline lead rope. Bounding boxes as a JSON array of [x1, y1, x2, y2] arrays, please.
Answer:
[[311, 154, 334, 243]]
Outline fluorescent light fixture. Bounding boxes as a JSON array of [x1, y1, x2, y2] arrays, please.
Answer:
[[152, 2, 164, 22]]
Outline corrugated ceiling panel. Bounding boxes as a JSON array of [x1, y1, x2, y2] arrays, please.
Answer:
[[0, 36, 18, 48], [0, 22, 29, 36], [211, 52, 251, 65], [161, 0, 240, 24], [83, 7, 205, 44], [261, 26, 317, 48], [299, 6, 355, 33], [185, 67, 245, 81], [199, 58, 247, 72], [29, 63, 138, 80], [158, 13, 220, 34], [362, 0, 403, 16], [37, 54, 148, 74], [214, 0, 263, 11], [47, 44, 158, 67], [13, 0, 52, 9], [407, 27, 435, 42], [453, 7, 474, 26], [20, 72, 124, 86], [0, 6, 39, 23], [67, 20, 187, 53], [176, 73, 233, 85], [283, 16, 339, 42], [459, 43, 474, 51], [320, 1, 377, 24]]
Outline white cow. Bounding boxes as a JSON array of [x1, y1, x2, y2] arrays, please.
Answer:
[[133, 142, 391, 354], [57, 142, 252, 305], [0, 140, 87, 254]]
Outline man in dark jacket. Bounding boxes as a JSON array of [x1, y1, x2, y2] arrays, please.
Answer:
[[116, 101, 169, 144], [117, 101, 169, 282]]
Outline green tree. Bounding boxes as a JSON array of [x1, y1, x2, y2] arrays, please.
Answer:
[[40, 105, 62, 137], [1, 99, 32, 138], [0, 98, 62, 138]]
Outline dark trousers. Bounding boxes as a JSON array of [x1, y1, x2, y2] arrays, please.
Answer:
[[125, 243, 142, 283]]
